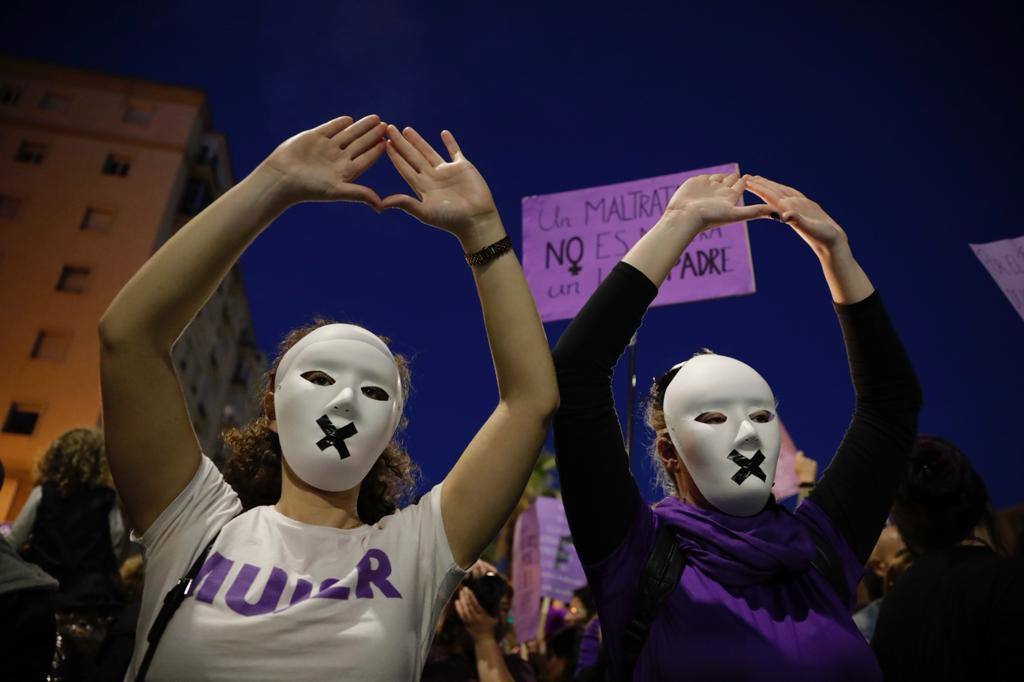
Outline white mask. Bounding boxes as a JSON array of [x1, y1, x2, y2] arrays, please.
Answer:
[[662, 354, 780, 516], [273, 324, 403, 492]]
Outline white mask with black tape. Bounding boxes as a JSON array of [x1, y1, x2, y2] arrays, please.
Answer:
[[273, 324, 403, 492], [662, 354, 780, 516]]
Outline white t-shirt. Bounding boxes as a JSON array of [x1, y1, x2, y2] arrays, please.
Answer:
[[126, 456, 466, 681]]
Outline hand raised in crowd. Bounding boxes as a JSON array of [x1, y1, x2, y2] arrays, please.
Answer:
[[664, 171, 776, 231], [260, 113, 387, 208], [382, 125, 503, 251], [454, 587, 500, 643], [745, 176, 849, 256]]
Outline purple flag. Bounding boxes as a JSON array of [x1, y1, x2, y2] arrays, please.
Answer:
[[522, 164, 756, 322], [970, 236, 1024, 322]]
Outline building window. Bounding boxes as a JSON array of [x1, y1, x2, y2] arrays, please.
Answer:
[[15, 140, 47, 164], [56, 265, 92, 293], [0, 194, 22, 219], [0, 83, 21, 106], [39, 91, 72, 112], [179, 178, 211, 216], [31, 331, 71, 361], [80, 207, 115, 232], [3, 403, 41, 435], [102, 154, 131, 177], [123, 101, 155, 125]]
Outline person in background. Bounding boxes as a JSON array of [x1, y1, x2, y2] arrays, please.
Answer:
[[852, 524, 905, 641], [564, 586, 595, 630], [423, 562, 536, 682], [9, 427, 126, 680], [872, 435, 1024, 680], [0, 457, 59, 682]]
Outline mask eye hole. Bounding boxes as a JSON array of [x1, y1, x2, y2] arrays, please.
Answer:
[[361, 386, 390, 401], [750, 410, 775, 424], [695, 412, 727, 424], [300, 371, 335, 387]]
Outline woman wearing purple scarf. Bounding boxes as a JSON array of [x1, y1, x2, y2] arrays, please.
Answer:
[[552, 172, 922, 680]]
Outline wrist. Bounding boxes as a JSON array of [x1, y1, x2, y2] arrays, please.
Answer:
[[250, 162, 301, 214], [470, 631, 499, 647], [656, 208, 704, 237], [814, 235, 853, 264], [457, 212, 506, 253]]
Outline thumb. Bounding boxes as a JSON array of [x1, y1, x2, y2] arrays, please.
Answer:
[[381, 193, 425, 220], [342, 184, 382, 210], [734, 203, 777, 221]]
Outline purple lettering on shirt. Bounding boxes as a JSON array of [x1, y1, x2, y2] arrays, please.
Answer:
[[289, 578, 313, 606], [225, 563, 288, 616], [188, 551, 234, 604], [355, 548, 402, 599], [314, 578, 351, 600]]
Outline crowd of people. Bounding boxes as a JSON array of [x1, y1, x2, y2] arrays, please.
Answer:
[[1, 114, 1022, 681]]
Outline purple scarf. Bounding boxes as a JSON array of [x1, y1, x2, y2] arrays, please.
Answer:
[[652, 496, 817, 587]]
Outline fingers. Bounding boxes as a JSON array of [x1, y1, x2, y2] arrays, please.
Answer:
[[385, 140, 421, 188], [440, 130, 463, 161], [461, 590, 486, 618], [749, 175, 804, 199], [402, 127, 444, 167], [386, 124, 430, 173], [734, 203, 778, 221], [315, 115, 354, 137], [334, 114, 382, 147], [745, 179, 784, 206], [346, 122, 387, 159], [347, 140, 386, 176], [721, 171, 740, 186]]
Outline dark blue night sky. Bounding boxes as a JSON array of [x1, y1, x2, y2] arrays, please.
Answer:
[[4, 1, 1021, 505]]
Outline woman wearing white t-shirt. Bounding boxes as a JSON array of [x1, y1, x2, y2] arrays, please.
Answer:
[[99, 114, 558, 681]]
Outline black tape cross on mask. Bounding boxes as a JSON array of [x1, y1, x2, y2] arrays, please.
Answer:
[[727, 450, 767, 485], [315, 415, 358, 460]]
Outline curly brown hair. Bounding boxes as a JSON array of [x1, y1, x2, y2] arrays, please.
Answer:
[[35, 427, 111, 498], [221, 318, 419, 524]]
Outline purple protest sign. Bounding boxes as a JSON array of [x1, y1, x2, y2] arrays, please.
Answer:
[[534, 496, 586, 603], [970, 236, 1024, 322], [511, 502, 541, 643], [511, 496, 586, 642], [522, 164, 756, 322]]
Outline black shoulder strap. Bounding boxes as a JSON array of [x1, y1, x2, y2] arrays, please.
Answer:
[[135, 530, 222, 681], [804, 522, 851, 607], [619, 523, 686, 681]]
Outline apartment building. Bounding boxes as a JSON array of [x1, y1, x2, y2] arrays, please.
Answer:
[[0, 58, 265, 519]]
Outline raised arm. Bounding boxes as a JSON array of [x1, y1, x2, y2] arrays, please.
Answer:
[[99, 115, 386, 533], [381, 125, 558, 568], [554, 173, 773, 563], [746, 176, 923, 563]]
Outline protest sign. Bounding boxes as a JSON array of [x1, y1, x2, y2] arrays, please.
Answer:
[[970, 236, 1024, 322], [511, 496, 586, 642], [772, 418, 800, 501], [522, 164, 756, 322]]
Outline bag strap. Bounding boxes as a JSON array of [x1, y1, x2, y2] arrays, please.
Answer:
[[135, 530, 222, 681], [803, 521, 851, 607], [618, 523, 686, 681]]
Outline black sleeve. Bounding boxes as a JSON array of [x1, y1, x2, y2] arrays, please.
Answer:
[[807, 292, 923, 564], [552, 262, 658, 565]]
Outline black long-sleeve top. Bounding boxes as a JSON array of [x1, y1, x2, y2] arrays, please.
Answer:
[[552, 261, 923, 567]]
